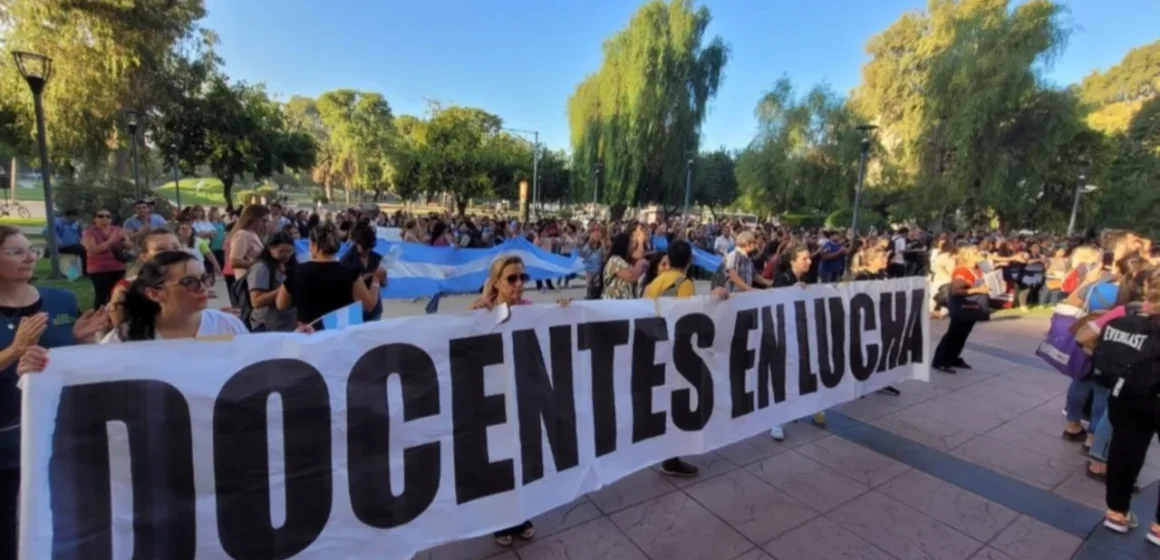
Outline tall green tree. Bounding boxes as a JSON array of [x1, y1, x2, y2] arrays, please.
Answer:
[[312, 89, 397, 204], [568, 0, 728, 217], [416, 106, 505, 216], [0, 0, 215, 169], [1079, 40, 1160, 135], [690, 148, 737, 216]]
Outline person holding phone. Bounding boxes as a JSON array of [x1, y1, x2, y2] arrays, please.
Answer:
[[340, 222, 386, 321]]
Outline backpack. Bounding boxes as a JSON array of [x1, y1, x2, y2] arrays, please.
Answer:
[[659, 274, 689, 298], [1090, 311, 1160, 397], [230, 275, 255, 331], [709, 262, 729, 290]]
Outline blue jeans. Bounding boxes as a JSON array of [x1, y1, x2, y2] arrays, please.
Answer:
[[1040, 288, 1064, 306], [1090, 393, 1114, 462], [821, 270, 842, 283], [1066, 377, 1104, 424]]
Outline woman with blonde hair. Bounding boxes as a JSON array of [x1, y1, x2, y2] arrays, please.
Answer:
[[932, 245, 991, 373], [469, 254, 570, 546], [223, 204, 270, 306]]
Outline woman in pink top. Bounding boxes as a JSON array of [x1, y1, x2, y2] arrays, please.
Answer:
[[81, 209, 128, 309], [226, 205, 270, 306]]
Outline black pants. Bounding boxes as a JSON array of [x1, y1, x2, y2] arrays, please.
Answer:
[[58, 244, 87, 276], [224, 274, 238, 307], [536, 279, 554, 290], [1015, 284, 1042, 308], [887, 263, 907, 278], [89, 270, 124, 310], [1106, 393, 1160, 518], [0, 467, 16, 560], [933, 318, 975, 366]]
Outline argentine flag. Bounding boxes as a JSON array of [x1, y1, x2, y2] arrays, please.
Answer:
[[319, 302, 364, 331], [295, 236, 585, 300]]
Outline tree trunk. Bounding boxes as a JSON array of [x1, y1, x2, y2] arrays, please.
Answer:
[[8, 158, 16, 203], [323, 176, 333, 202], [222, 176, 235, 212], [456, 195, 468, 217]]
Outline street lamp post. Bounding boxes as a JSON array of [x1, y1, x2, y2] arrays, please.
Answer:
[[124, 108, 142, 200], [683, 158, 694, 222], [171, 141, 182, 209], [593, 163, 602, 206], [12, 51, 62, 280], [850, 124, 878, 236]]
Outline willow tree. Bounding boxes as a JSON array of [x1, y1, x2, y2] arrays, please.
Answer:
[[1079, 40, 1160, 135], [0, 0, 213, 169], [854, 0, 1071, 227], [567, 0, 728, 217]]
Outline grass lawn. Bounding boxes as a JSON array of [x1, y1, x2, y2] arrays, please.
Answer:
[[0, 216, 45, 227], [32, 259, 95, 311], [7, 188, 45, 202]]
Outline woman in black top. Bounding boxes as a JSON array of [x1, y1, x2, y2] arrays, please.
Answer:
[[340, 222, 386, 321], [276, 223, 380, 329], [852, 245, 901, 396]]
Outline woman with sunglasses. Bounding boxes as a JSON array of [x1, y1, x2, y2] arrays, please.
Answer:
[[100, 251, 245, 343], [469, 254, 570, 546], [0, 226, 107, 556], [82, 209, 129, 309]]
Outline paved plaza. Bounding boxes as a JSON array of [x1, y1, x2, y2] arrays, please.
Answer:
[[397, 293, 1160, 560]]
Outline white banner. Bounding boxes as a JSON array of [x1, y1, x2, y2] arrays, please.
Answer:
[[20, 278, 929, 559]]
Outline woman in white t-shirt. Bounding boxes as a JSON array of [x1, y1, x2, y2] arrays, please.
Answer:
[[101, 251, 247, 343]]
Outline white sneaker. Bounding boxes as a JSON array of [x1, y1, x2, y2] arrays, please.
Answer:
[[770, 426, 785, 441]]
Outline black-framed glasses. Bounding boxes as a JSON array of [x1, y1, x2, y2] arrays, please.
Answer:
[[95, 213, 111, 219], [170, 273, 215, 292], [505, 273, 530, 285]]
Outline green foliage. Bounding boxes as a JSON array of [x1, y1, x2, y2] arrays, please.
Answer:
[[1079, 40, 1160, 134], [55, 178, 172, 223], [825, 208, 886, 231], [568, 0, 728, 209], [778, 214, 825, 228], [415, 106, 506, 216], [735, 79, 862, 216], [157, 76, 316, 210], [691, 149, 737, 212]]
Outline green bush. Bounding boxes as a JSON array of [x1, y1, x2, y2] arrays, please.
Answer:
[[825, 208, 887, 232], [779, 213, 825, 228], [55, 178, 174, 224]]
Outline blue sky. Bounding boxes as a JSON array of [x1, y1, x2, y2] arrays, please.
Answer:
[[203, 0, 1159, 152]]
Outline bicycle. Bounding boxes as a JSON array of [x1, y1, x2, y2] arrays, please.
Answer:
[[0, 199, 31, 219]]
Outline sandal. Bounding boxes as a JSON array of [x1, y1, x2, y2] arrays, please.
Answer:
[[1061, 429, 1086, 442], [517, 521, 536, 540], [493, 532, 514, 547], [1148, 523, 1160, 547], [1104, 510, 1140, 534]]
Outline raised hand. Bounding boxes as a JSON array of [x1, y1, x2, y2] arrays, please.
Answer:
[[13, 313, 48, 351], [72, 306, 110, 342], [16, 345, 48, 375]]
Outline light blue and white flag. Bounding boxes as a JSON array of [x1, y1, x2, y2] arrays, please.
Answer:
[[319, 302, 364, 331], [294, 236, 585, 300]]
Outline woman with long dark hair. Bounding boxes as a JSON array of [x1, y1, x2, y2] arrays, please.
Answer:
[[102, 252, 247, 342], [602, 232, 644, 300], [340, 222, 386, 321], [246, 232, 299, 332]]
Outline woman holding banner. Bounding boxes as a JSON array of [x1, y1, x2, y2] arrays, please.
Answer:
[[0, 226, 108, 557], [470, 254, 572, 546], [852, 246, 902, 396]]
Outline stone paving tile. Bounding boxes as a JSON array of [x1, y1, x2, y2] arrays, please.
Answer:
[[832, 390, 928, 422], [684, 469, 817, 544], [609, 491, 752, 560], [1008, 401, 1070, 438], [954, 383, 1054, 418], [776, 419, 832, 447], [828, 491, 983, 560], [586, 467, 677, 514], [925, 369, 996, 392], [747, 450, 870, 513], [951, 435, 1077, 490], [412, 533, 509, 560], [649, 451, 736, 488], [729, 550, 775, 560], [895, 377, 952, 399], [515, 517, 648, 560], [983, 423, 1090, 468], [872, 400, 1003, 451], [1051, 469, 1107, 511], [877, 470, 1019, 542], [762, 516, 897, 560], [932, 390, 1035, 423], [988, 515, 1082, 560], [514, 496, 603, 547], [796, 435, 912, 487], [715, 433, 793, 467], [966, 547, 1019, 560]]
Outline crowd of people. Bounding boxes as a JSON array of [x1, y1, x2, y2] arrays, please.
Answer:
[[12, 200, 1160, 550]]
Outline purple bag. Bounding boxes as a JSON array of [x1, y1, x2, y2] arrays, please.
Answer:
[[1035, 311, 1091, 379]]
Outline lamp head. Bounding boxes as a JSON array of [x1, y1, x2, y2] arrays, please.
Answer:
[[123, 108, 139, 134], [11, 51, 52, 94]]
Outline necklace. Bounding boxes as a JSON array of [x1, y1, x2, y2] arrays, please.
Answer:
[[0, 308, 23, 330]]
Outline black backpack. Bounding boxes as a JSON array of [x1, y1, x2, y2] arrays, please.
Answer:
[[1091, 311, 1160, 397]]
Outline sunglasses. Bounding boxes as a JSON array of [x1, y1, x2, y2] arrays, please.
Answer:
[[505, 273, 530, 284], [95, 213, 111, 219], [169, 273, 216, 292]]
